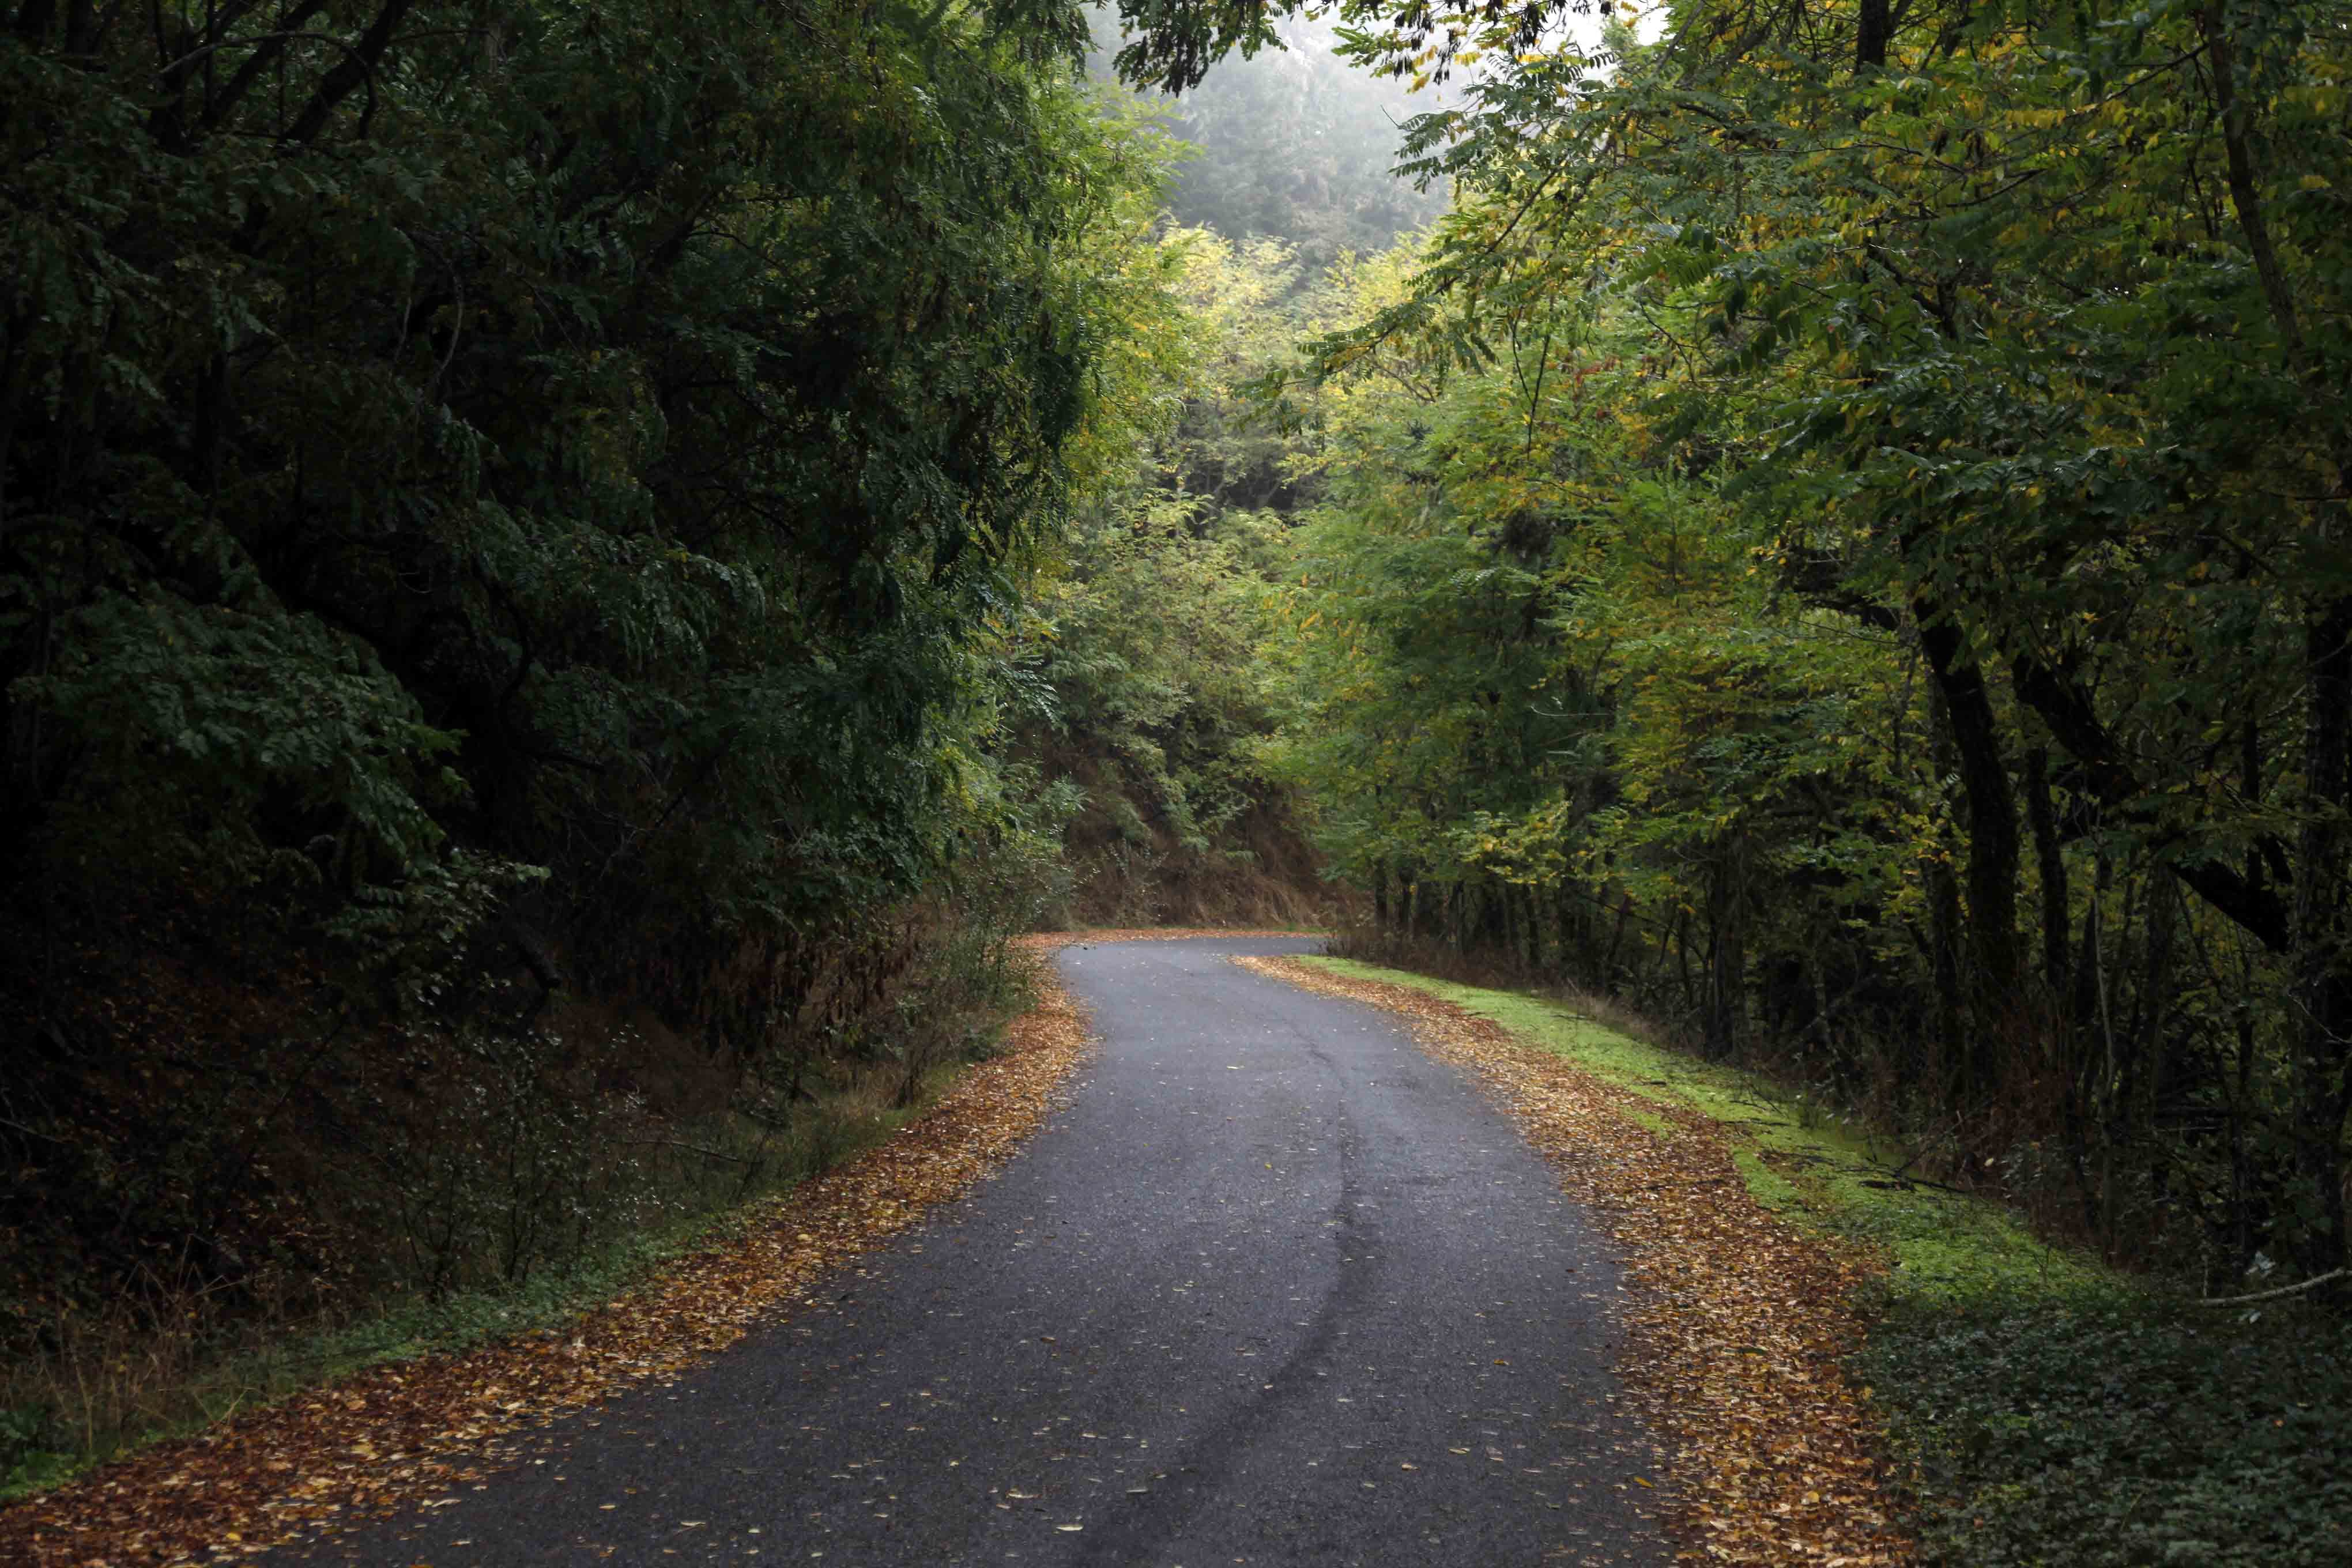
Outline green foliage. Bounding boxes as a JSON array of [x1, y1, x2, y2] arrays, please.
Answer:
[[1030, 494, 1301, 915], [0, 1403, 69, 1497], [0, 0, 1198, 1488], [1010, 221, 1331, 923], [1148, 229, 1334, 513], [18, 595, 462, 891], [1, 0, 1167, 1022], [1213, 0, 2352, 1292], [1859, 1297, 2352, 1567]]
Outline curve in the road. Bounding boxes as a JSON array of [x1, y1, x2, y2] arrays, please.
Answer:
[[292, 935, 1674, 1567]]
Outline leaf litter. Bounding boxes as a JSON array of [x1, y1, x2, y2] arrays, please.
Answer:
[[0, 933, 1137, 1567], [1234, 956, 1908, 1568]]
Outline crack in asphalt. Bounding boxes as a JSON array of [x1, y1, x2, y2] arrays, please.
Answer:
[[1068, 1094, 1368, 1567]]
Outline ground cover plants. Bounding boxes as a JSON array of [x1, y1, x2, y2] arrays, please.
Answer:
[[0, 904, 1047, 1497], [0, 1040, 964, 1502]]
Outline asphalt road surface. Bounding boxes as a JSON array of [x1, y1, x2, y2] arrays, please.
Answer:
[[294, 936, 1673, 1567]]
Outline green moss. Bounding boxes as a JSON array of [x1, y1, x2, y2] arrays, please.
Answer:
[[1617, 1104, 1681, 1140], [1731, 1146, 1805, 1216]]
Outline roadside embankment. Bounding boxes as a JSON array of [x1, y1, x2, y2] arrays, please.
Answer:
[[1244, 955, 2350, 1568]]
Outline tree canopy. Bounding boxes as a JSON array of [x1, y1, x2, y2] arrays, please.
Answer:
[[3, 0, 1179, 1036], [1114, 0, 2352, 1287]]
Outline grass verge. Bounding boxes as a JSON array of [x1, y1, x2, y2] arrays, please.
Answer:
[[1295, 956, 2352, 1568]]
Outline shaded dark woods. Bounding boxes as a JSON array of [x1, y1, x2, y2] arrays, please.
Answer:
[[0, 0, 1152, 1449]]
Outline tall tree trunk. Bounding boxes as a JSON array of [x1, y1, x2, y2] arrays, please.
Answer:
[[1703, 839, 1747, 1058], [1673, 907, 1697, 1015], [1855, 0, 1893, 73], [2074, 849, 2114, 1234], [1920, 615, 2023, 1098], [1601, 887, 1631, 986], [1924, 843, 1965, 1099], [2024, 745, 2071, 1004]]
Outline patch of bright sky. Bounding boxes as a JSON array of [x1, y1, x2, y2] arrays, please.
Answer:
[[1483, 1, 1670, 82], [1087, 3, 1668, 92]]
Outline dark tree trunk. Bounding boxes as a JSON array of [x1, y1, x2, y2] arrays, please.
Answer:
[[1924, 679, 1967, 1096], [1702, 842, 1746, 1058], [2119, 870, 2178, 1155], [1920, 614, 2023, 1096], [2025, 745, 2071, 1004], [1856, 0, 1893, 72], [1601, 888, 1631, 986]]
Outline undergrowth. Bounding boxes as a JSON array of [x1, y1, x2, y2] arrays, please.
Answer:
[[1297, 955, 2351, 1567], [0, 1056, 968, 1502]]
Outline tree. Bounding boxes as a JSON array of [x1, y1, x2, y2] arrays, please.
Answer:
[[1229, 0, 2352, 1280], [2, 0, 1170, 1040]]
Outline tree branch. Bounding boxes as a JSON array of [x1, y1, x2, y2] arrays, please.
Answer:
[[283, 0, 410, 147], [2010, 654, 2293, 952], [2196, 1267, 2346, 1307]]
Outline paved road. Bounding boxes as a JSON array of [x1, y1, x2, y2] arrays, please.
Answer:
[[297, 936, 1672, 1567]]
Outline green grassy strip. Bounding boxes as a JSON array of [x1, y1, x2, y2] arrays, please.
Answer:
[[1302, 955, 2095, 1304], [1296, 957, 2352, 1568]]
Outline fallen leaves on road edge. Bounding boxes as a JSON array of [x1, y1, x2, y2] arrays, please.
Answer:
[[1234, 955, 1909, 1568], [1, 937, 1104, 1567]]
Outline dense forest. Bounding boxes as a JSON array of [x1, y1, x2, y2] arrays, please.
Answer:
[[1253, 0, 2352, 1296], [0, 0, 1203, 1470], [1080, 0, 2352, 1296], [5, 0, 2350, 1548]]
